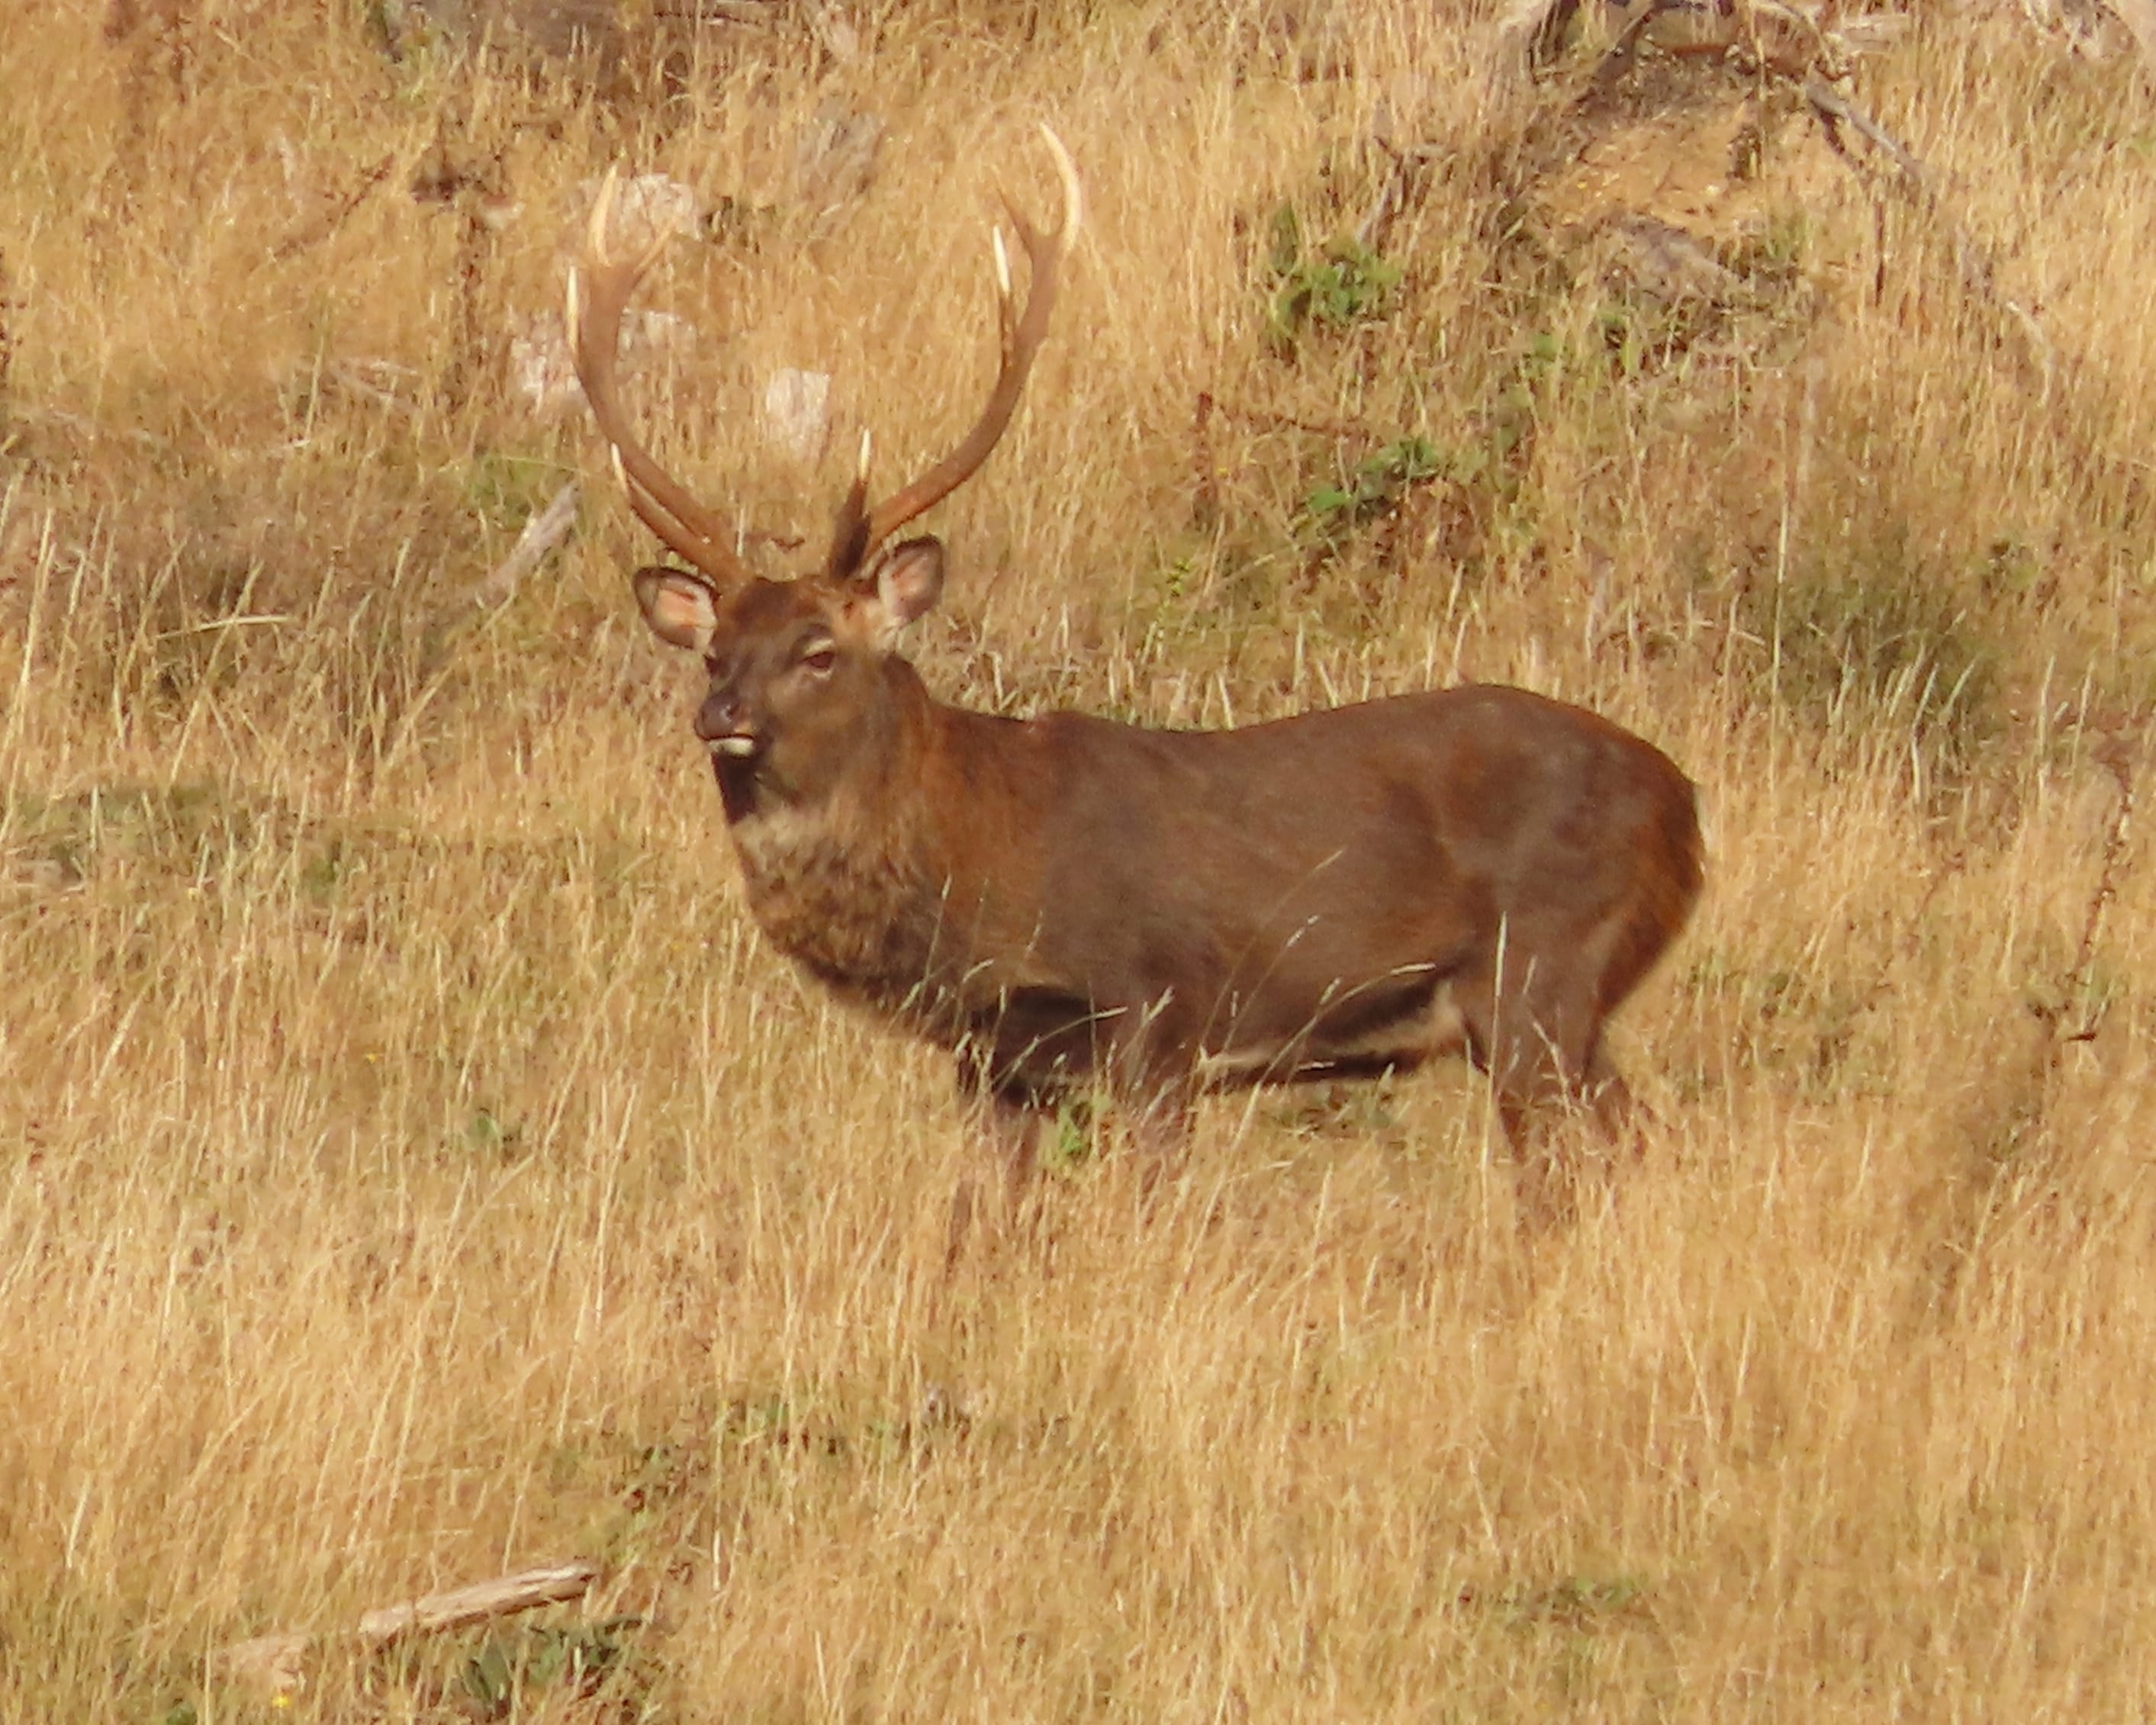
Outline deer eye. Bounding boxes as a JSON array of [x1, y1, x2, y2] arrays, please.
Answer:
[[799, 640, 838, 675]]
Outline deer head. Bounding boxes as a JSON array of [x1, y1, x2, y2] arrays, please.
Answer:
[[567, 128, 1081, 806]]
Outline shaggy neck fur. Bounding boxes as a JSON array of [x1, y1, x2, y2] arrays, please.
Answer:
[[715, 659, 964, 1031]]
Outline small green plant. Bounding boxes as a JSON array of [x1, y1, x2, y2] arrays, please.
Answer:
[[462, 1105, 523, 1160], [1156, 552, 1196, 603], [1503, 1573, 1649, 1626], [464, 452, 571, 533], [1303, 436, 1442, 541], [1266, 204, 1400, 349], [461, 1619, 643, 1720], [1048, 1093, 1098, 1170], [299, 831, 353, 901], [1727, 210, 1811, 284]]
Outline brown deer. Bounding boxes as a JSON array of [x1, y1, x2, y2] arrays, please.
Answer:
[[567, 129, 1703, 1224]]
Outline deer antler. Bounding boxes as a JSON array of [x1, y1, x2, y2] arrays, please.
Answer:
[[833, 124, 1083, 581], [567, 171, 755, 591]]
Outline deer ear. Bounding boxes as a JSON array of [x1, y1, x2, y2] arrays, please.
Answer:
[[633, 567, 721, 652], [870, 537, 947, 637]]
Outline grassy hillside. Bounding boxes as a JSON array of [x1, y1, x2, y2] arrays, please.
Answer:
[[2, 1, 2153, 1717]]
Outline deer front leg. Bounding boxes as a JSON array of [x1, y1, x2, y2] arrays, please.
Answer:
[[945, 1056, 1052, 1273], [1107, 1002, 1200, 1194], [983, 1088, 1044, 1202]]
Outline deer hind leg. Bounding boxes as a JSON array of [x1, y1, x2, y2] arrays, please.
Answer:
[[1458, 951, 1632, 1228]]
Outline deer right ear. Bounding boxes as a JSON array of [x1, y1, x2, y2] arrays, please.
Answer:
[[871, 537, 948, 636], [633, 567, 721, 653]]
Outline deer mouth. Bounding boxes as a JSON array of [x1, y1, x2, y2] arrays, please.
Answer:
[[708, 733, 761, 758]]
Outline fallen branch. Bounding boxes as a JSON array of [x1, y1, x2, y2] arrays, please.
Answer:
[[1799, 76, 1931, 191], [1801, 77, 2055, 375], [469, 480, 580, 608], [359, 1561, 603, 1647], [1557, 0, 2058, 381], [1578, 0, 1847, 90], [209, 1560, 600, 1702]]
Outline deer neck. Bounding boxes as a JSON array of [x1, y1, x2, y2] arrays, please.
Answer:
[[717, 661, 954, 1016]]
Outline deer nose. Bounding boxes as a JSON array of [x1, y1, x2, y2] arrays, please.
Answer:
[[693, 690, 761, 758]]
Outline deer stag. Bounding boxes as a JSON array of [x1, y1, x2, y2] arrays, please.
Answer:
[[568, 127, 1703, 1222]]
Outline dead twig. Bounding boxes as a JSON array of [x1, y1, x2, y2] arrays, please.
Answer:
[[357, 1561, 602, 1647], [1191, 391, 1392, 530], [1192, 391, 1220, 530], [2042, 742, 2136, 1051], [1195, 391, 1382, 447], [800, 0, 861, 63], [1803, 77, 2055, 375], [1927, 738, 2136, 1294], [209, 1560, 601, 1702], [469, 480, 580, 607], [0, 246, 14, 424], [272, 151, 397, 264], [1355, 133, 1438, 256]]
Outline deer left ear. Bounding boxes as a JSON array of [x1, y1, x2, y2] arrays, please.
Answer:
[[634, 565, 722, 653], [867, 537, 947, 641]]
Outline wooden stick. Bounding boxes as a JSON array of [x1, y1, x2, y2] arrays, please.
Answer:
[[358, 1560, 601, 1647], [209, 1560, 602, 1701], [470, 481, 581, 608]]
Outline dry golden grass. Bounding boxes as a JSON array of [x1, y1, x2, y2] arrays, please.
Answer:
[[3, 1, 2155, 1719]]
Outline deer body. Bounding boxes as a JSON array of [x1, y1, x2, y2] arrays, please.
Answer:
[[568, 131, 1702, 1213], [702, 611, 1699, 1135]]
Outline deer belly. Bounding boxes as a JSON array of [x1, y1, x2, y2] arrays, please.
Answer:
[[1194, 971, 1469, 1086]]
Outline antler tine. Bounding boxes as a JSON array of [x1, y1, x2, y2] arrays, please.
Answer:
[[568, 167, 754, 591], [849, 124, 1083, 565], [599, 446, 726, 581], [821, 432, 876, 583]]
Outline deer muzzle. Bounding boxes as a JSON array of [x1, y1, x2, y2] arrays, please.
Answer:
[[693, 690, 761, 759]]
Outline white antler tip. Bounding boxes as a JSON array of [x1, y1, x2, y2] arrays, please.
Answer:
[[991, 227, 1012, 299], [857, 429, 873, 480], [1035, 123, 1083, 241], [587, 164, 621, 260]]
